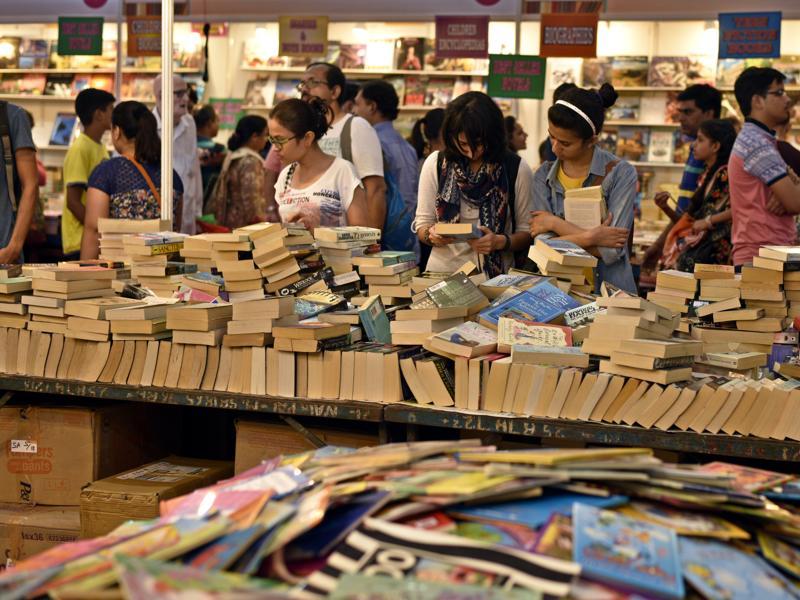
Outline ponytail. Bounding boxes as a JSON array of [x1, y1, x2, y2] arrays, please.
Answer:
[[228, 115, 267, 151], [112, 101, 160, 164], [269, 97, 330, 141], [409, 118, 425, 160], [409, 107, 445, 160]]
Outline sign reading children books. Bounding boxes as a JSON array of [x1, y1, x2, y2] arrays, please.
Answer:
[[487, 55, 546, 99], [719, 12, 781, 59], [127, 15, 161, 57], [278, 16, 328, 57], [539, 13, 598, 58], [435, 16, 489, 59], [209, 98, 244, 131], [57, 17, 103, 56]]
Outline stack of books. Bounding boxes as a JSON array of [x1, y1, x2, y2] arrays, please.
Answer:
[[106, 301, 174, 342], [166, 302, 232, 347], [64, 296, 145, 342], [251, 225, 302, 295], [226, 296, 297, 347], [315, 226, 381, 275], [755, 246, 800, 320], [0, 266, 31, 331], [179, 234, 215, 272], [528, 238, 597, 293], [361, 256, 418, 306], [648, 269, 697, 314], [98, 218, 171, 262], [390, 305, 466, 346], [179, 272, 225, 302], [208, 233, 263, 304], [124, 233, 192, 297]]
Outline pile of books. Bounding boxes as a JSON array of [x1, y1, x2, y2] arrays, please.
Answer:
[[98, 218, 171, 262], [226, 296, 296, 347], [354, 249, 417, 307], [7, 441, 798, 600], [648, 268, 697, 314], [528, 238, 597, 293], [316, 226, 381, 275], [250, 224, 304, 295], [124, 232, 191, 297], [166, 302, 232, 347], [207, 232, 263, 303], [0, 264, 30, 331], [65, 296, 145, 342]]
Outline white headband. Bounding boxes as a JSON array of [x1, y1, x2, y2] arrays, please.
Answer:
[[555, 100, 597, 136]]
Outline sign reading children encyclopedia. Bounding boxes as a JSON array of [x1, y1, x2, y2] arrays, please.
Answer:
[[539, 13, 598, 58], [719, 12, 781, 59], [278, 16, 328, 57], [57, 17, 103, 56], [487, 55, 546, 99], [435, 16, 489, 59]]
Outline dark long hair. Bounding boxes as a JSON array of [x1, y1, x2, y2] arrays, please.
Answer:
[[548, 83, 618, 140], [112, 101, 160, 164], [269, 97, 330, 140], [409, 108, 444, 160], [442, 92, 506, 164], [688, 119, 737, 216], [228, 115, 267, 151]]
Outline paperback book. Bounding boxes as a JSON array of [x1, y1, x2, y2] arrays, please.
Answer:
[[647, 57, 689, 88]]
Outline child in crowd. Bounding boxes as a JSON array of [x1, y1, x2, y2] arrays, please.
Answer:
[[207, 115, 269, 229], [80, 101, 183, 259], [657, 119, 736, 272], [62, 88, 114, 259], [269, 98, 369, 229], [414, 92, 533, 278], [530, 83, 637, 293]]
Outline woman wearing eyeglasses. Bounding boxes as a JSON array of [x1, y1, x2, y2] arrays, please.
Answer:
[[206, 115, 269, 229], [269, 98, 369, 230]]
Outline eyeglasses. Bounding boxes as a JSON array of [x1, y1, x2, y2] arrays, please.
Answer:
[[173, 89, 188, 98], [766, 89, 787, 97], [296, 79, 330, 92], [268, 135, 298, 149]]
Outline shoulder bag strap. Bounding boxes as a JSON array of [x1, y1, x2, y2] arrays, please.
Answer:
[[125, 156, 162, 206], [340, 114, 354, 163], [0, 101, 17, 211]]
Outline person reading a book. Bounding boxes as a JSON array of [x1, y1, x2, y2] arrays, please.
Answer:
[[269, 98, 368, 230], [206, 115, 270, 230], [505, 116, 528, 154], [62, 88, 115, 261], [414, 92, 533, 278], [658, 119, 736, 272], [530, 84, 637, 293], [728, 67, 800, 266], [80, 101, 184, 260]]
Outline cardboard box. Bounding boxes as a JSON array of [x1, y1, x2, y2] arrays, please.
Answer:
[[80, 456, 233, 539], [234, 419, 378, 474], [0, 404, 172, 506], [0, 503, 80, 564]]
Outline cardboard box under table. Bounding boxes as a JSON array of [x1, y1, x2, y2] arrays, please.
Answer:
[[0, 503, 80, 563]]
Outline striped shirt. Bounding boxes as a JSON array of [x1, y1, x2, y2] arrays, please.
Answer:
[[676, 141, 706, 213]]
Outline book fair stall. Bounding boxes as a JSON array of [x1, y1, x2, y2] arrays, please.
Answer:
[[0, 0, 800, 598]]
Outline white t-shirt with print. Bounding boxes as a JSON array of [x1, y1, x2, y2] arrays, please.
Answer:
[[318, 114, 384, 179], [275, 157, 364, 228]]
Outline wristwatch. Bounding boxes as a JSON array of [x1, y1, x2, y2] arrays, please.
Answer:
[[502, 234, 512, 251]]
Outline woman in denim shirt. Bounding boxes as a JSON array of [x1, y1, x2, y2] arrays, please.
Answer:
[[530, 84, 637, 293]]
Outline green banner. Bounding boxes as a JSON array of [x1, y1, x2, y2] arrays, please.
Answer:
[[58, 17, 104, 56], [487, 54, 546, 99], [210, 98, 245, 130]]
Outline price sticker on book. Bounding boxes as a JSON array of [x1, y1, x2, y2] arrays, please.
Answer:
[[10, 439, 37, 454]]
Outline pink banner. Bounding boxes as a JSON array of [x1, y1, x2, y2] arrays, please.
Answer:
[[435, 15, 489, 59]]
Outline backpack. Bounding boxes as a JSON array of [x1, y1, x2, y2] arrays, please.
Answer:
[[436, 150, 524, 266], [340, 115, 417, 253], [0, 101, 21, 214]]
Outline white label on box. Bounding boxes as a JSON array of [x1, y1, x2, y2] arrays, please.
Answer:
[[118, 461, 208, 482], [10, 439, 37, 454]]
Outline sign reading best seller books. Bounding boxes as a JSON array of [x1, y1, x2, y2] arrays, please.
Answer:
[[719, 12, 781, 59], [487, 55, 546, 99], [278, 16, 328, 57], [539, 13, 598, 58], [435, 16, 489, 59], [57, 17, 103, 56]]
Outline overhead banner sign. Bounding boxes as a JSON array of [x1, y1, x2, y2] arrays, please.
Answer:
[[278, 16, 328, 57], [487, 54, 546, 99], [435, 16, 489, 59], [719, 12, 781, 59], [127, 15, 161, 57], [539, 13, 598, 57], [57, 17, 103, 56], [209, 98, 244, 130]]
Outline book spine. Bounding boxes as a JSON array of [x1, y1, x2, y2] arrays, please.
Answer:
[[276, 267, 334, 297], [324, 232, 381, 242], [434, 358, 456, 398], [145, 242, 184, 256], [652, 356, 695, 369]]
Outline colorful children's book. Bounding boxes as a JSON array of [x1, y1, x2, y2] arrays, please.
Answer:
[[532, 513, 573, 561], [620, 501, 749, 539], [478, 281, 582, 328], [453, 520, 539, 552], [582, 57, 613, 86], [607, 96, 640, 121], [680, 537, 799, 600], [647, 57, 690, 88], [610, 56, 649, 88], [572, 503, 684, 599], [696, 461, 794, 493], [337, 44, 367, 69], [615, 127, 650, 162], [758, 532, 800, 580]]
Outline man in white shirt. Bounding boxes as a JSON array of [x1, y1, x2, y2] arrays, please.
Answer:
[[153, 74, 202, 234]]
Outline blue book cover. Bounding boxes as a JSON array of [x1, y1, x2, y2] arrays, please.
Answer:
[[572, 503, 684, 600], [359, 295, 392, 344], [681, 537, 799, 600], [448, 491, 627, 529], [479, 281, 581, 327]]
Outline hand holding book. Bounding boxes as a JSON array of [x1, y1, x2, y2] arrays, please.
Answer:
[[427, 224, 456, 247], [467, 226, 504, 256]]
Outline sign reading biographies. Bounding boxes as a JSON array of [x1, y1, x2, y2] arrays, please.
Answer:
[[719, 12, 781, 59], [435, 16, 489, 59], [127, 15, 161, 57], [57, 17, 103, 56], [487, 54, 546, 99], [539, 12, 598, 58], [278, 16, 328, 57]]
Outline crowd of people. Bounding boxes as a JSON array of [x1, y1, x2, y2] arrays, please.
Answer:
[[0, 63, 797, 291]]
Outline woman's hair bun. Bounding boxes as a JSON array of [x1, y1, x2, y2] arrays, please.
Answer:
[[597, 83, 619, 109]]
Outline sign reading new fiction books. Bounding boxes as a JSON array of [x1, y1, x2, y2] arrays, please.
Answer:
[[278, 16, 328, 57], [435, 16, 489, 59], [539, 13, 598, 58], [209, 98, 244, 130], [719, 12, 782, 59], [487, 55, 546, 99], [127, 15, 161, 57], [57, 17, 103, 56]]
